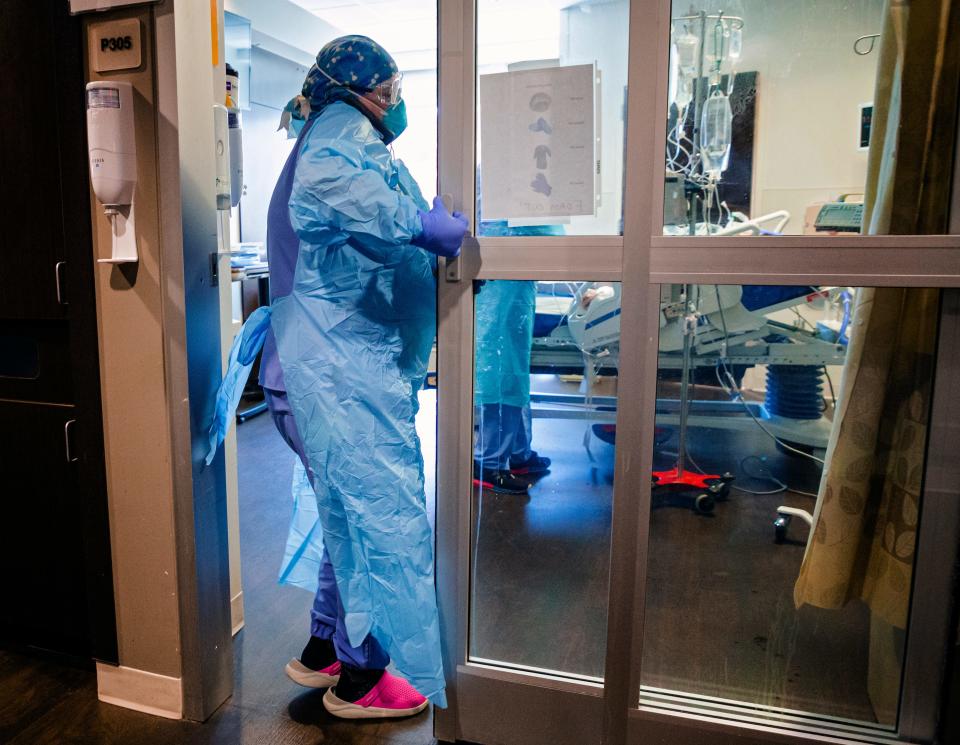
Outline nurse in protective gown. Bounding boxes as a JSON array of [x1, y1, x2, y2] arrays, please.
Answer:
[[208, 35, 468, 719]]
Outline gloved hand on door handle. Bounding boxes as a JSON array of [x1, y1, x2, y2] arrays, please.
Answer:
[[412, 196, 469, 258]]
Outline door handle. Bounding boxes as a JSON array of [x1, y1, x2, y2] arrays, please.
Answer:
[[55, 261, 68, 305], [444, 255, 462, 283], [441, 194, 462, 283], [64, 419, 79, 463]]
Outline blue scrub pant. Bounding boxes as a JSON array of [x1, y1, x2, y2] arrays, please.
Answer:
[[263, 387, 390, 671], [474, 403, 533, 471]]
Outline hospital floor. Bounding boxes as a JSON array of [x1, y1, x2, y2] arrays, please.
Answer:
[[0, 407, 438, 745], [469, 380, 876, 723], [1, 384, 876, 743]]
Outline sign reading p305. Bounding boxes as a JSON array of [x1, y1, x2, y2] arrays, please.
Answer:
[[100, 35, 134, 52], [88, 18, 141, 73]]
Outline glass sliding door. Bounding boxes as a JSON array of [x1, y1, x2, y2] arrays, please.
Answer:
[[470, 279, 621, 680], [615, 0, 960, 743], [641, 283, 939, 729], [434, 1, 631, 743], [434, 0, 960, 743]]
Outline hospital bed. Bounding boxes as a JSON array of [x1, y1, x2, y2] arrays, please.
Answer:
[[527, 281, 847, 514], [529, 282, 846, 451]]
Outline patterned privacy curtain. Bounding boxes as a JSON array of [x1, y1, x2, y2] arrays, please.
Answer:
[[793, 0, 960, 631], [793, 286, 938, 630]]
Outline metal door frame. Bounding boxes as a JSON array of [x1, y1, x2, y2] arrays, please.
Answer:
[[435, 1, 960, 744]]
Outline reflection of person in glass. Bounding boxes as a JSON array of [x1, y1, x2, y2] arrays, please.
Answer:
[[473, 222, 561, 495]]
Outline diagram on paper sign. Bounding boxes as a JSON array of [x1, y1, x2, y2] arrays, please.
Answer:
[[533, 145, 551, 170]]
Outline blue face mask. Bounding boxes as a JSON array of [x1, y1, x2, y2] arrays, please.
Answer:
[[346, 92, 407, 144], [379, 99, 407, 144]]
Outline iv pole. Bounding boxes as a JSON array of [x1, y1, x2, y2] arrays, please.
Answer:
[[655, 12, 741, 512]]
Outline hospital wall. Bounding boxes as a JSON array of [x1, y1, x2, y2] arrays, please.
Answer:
[[240, 48, 310, 246], [562, 1, 629, 235], [732, 0, 885, 233], [224, 0, 338, 66], [83, 0, 184, 715], [78, 0, 255, 719]]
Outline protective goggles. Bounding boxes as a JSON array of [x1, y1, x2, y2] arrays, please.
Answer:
[[318, 68, 402, 107], [373, 73, 403, 107]]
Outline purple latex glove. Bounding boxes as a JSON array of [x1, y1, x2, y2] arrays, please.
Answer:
[[412, 196, 469, 258]]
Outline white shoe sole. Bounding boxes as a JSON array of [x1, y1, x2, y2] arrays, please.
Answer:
[[285, 658, 340, 688], [322, 687, 429, 719]]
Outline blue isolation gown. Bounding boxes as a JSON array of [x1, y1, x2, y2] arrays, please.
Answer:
[[473, 222, 563, 408], [474, 280, 537, 408], [268, 100, 443, 704], [270, 102, 443, 703]]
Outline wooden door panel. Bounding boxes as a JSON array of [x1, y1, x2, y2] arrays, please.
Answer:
[[0, 400, 90, 656], [0, 1, 68, 320], [0, 320, 74, 404]]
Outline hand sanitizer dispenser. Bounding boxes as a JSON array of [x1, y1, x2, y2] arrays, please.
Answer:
[[86, 80, 138, 264], [226, 63, 244, 208]]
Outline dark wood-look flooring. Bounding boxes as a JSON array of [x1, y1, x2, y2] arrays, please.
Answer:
[[642, 426, 875, 722], [3, 385, 883, 742], [470, 411, 614, 678], [1, 410, 437, 745], [470, 383, 877, 723]]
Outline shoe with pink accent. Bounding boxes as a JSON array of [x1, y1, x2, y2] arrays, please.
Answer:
[[322, 671, 428, 719], [285, 658, 342, 688]]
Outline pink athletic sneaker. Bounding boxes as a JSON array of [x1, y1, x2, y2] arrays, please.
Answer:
[[285, 658, 341, 688], [322, 671, 428, 719]]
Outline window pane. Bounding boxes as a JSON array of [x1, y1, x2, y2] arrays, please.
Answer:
[[470, 279, 620, 678], [640, 284, 940, 731], [477, 0, 628, 235], [662, 1, 951, 236]]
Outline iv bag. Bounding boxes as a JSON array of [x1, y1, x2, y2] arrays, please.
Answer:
[[700, 91, 733, 177], [728, 26, 743, 60], [675, 75, 693, 110], [675, 30, 699, 75], [669, 41, 679, 105]]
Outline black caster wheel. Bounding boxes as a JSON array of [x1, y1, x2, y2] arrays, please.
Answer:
[[774, 515, 790, 543], [716, 473, 735, 500], [708, 482, 727, 502], [695, 493, 715, 514]]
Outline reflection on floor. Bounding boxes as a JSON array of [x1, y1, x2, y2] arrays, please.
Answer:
[[470, 378, 876, 724], [470, 410, 615, 679], [644, 425, 874, 723]]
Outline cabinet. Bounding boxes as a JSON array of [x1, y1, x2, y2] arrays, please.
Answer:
[[0, 0, 116, 663], [0, 402, 90, 657], [0, 0, 68, 321]]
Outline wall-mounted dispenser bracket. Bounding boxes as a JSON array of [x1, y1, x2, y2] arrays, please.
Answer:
[[87, 80, 139, 264]]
